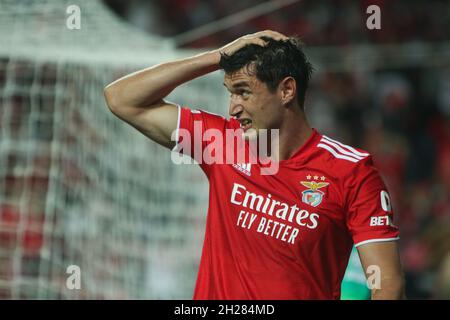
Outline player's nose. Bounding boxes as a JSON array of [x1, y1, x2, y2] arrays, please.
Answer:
[[229, 100, 244, 119]]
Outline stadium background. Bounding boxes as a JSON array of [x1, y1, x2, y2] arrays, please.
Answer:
[[0, 0, 449, 299]]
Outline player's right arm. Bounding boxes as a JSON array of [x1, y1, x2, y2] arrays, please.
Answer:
[[103, 52, 221, 149], [103, 30, 287, 149]]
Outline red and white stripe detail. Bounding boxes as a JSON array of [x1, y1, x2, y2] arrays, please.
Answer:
[[317, 135, 369, 163]]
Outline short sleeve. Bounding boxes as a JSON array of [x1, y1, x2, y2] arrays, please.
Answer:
[[345, 158, 400, 247], [172, 106, 239, 176]]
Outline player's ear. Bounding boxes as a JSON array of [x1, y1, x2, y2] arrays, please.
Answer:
[[278, 76, 296, 106]]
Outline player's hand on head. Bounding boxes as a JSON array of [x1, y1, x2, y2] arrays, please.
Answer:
[[215, 30, 288, 57], [253, 30, 288, 42]]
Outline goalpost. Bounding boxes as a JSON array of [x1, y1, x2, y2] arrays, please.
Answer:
[[0, 0, 229, 299]]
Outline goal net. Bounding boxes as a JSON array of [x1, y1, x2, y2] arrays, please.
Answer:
[[0, 0, 229, 299]]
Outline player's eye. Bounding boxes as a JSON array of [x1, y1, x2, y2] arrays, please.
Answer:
[[239, 90, 250, 98], [229, 90, 250, 99]]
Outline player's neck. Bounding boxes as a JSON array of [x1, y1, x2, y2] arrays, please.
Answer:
[[273, 110, 312, 162]]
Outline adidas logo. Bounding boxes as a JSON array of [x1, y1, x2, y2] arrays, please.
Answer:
[[232, 163, 252, 176]]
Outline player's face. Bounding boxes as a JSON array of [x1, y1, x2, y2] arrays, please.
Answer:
[[224, 65, 283, 140]]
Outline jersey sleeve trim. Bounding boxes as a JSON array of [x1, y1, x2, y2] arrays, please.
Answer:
[[354, 237, 400, 248], [171, 104, 181, 152]]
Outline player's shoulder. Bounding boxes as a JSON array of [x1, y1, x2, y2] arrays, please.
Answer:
[[313, 133, 375, 175], [182, 107, 239, 129]]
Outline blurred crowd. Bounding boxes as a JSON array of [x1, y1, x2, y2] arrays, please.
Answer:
[[104, 0, 450, 47]]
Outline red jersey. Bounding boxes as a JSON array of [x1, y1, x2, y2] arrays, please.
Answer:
[[174, 106, 399, 300]]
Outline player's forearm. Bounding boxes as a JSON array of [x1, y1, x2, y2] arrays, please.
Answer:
[[104, 51, 220, 112], [371, 277, 405, 300]]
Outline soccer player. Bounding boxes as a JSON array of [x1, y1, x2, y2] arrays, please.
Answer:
[[104, 30, 405, 299]]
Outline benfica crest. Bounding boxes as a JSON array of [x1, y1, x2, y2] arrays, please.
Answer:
[[300, 177, 329, 207]]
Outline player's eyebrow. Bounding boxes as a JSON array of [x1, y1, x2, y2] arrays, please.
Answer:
[[223, 81, 250, 90]]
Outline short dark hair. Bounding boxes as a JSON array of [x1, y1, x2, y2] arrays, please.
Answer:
[[219, 36, 313, 109]]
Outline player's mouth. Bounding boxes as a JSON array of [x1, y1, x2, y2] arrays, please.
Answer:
[[239, 119, 252, 132]]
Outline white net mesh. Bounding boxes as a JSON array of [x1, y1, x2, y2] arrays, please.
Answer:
[[0, 0, 229, 299]]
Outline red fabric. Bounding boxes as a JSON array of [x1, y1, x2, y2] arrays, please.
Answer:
[[0, 205, 44, 255], [176, 107, 399, 300]]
